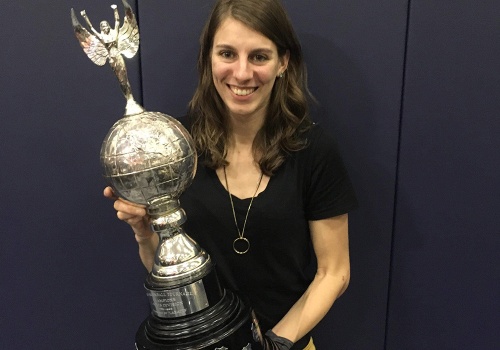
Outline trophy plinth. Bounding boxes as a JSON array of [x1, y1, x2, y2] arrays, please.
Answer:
[[71, 2, 263, 348], [136, 290, 259, 350]]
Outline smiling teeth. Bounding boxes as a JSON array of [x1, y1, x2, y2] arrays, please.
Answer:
[[231, 87, 256, 96]]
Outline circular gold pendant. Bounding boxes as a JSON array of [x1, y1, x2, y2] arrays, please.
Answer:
[[233, 237, 250, 254]]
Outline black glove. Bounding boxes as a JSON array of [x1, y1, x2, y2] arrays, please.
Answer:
[[263, 330, 294, 350]]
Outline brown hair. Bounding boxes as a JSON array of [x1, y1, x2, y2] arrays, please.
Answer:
[[188, 0, 313, 175]]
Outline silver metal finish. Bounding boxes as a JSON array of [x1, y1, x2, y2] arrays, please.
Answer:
[[71, 4, 262, 349], [71, 0, 210, 301], [100, 110, 204, 283], [146, 280, 210, 318], [71, 0, 142, 115], [100, 112, 197, 206]]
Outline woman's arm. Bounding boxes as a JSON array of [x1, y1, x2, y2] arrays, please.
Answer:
[[271, 213, 350, 342], [103, 186, 158, 271]]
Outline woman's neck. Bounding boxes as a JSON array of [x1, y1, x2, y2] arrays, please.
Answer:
[[220, 113, 268, 199], [228, 112, 264, 149]]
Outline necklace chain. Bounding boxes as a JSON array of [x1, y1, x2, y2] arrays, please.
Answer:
[[223, 166, 264, 254]]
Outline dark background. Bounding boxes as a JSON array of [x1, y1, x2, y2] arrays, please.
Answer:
[[1, 1, 498, 349]]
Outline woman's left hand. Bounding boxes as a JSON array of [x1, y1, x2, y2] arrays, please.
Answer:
[[263, 330, 294, 350]]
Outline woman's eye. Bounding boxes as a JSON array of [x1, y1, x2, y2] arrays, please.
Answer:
[[219, 51, 234, 59], [252, 54, 268, 62]]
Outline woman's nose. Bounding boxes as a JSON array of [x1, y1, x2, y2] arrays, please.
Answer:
[[233, 59, 252, 80]]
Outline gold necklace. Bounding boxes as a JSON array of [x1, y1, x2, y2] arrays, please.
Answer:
[[223, 166, 264, 254]]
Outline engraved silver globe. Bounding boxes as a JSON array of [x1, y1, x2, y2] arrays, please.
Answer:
[[100, 111, 196, 211]]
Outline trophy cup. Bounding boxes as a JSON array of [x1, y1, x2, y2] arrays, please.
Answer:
[[71, 2, 263, 349]]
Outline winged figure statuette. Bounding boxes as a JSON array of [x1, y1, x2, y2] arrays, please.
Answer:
[[71, 0, 143, 115]]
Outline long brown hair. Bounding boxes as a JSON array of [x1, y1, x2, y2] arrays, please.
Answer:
[[188, 0, 313, 175]]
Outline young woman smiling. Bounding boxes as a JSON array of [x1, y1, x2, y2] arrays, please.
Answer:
[[105, 0, 358, 348]]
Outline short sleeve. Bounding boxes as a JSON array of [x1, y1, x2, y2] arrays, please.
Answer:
[[303, 125, 358, 220]]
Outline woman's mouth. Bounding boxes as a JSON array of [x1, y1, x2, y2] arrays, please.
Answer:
[[229, 85, 257, 96]]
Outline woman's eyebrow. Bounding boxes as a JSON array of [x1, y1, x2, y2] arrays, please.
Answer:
[[213, 44, 274, 55]]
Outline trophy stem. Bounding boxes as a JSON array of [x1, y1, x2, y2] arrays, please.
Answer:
[[144, 199, 221, 318], [146, 198, 211, 288]]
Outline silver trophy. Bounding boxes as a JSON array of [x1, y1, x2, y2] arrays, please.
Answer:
[[71, 2, 262, 349]]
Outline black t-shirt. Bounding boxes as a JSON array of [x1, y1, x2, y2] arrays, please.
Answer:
[[179, 123, 358, 346]]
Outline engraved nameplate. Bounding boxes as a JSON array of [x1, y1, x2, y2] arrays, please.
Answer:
[[146, 280, 209, 318]]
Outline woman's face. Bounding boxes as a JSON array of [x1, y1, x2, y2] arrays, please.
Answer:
[[211, 17, 288, 122]]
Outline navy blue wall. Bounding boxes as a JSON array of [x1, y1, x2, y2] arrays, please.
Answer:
[[0, 1, 498, 349], [1, 1, 148, 348], [386, 1, 500, 349]]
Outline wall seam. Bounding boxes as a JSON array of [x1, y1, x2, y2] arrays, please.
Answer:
[[384, 0, 412, 349]]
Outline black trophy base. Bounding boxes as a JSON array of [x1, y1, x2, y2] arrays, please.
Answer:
[[135, 289, 263, 350]]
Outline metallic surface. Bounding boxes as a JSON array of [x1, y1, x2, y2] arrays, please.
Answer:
[[99, 110, 203, 284], [136, 289, 263, 350], [71, 0, 143, 115], [146, 280, 210, 318], [100, 111, 196, 207], [72, 3, 262, 349]]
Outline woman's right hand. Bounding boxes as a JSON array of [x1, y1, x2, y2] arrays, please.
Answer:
[[104, 186, 158, 271], [103, 186, 154, 243]]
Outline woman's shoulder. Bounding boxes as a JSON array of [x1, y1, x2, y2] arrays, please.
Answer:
[[298, 122, 340, 156]]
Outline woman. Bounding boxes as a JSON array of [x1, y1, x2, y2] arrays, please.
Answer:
[[105, 0, 357, 348]]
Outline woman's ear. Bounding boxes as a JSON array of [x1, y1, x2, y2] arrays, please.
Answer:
[[278, 49, 290, 76]]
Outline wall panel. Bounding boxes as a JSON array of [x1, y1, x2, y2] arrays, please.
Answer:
[[387, 1, 500, 349], [0, 1, 148, 348]]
